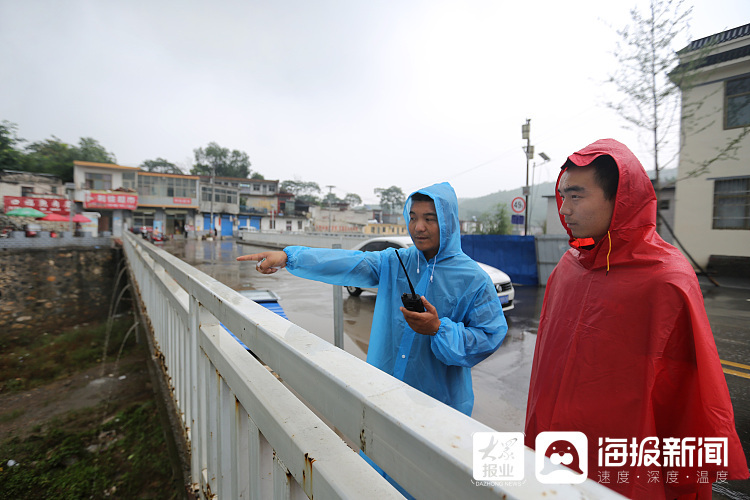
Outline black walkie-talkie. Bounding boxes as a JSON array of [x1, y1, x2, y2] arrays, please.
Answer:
[[396, 250, 425, 312]]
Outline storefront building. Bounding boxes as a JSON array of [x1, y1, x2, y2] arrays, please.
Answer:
[[136, 172, 199, 237], [73, 161, 199, 237], [73, 161, 140, 236], [198, 175, 241, 237]]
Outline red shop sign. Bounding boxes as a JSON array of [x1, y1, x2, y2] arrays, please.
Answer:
[[84, 192, 138, 210], [4, 196, 71, 215]]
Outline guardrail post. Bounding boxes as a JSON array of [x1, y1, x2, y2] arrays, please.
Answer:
[[332, 243, 344, 350]]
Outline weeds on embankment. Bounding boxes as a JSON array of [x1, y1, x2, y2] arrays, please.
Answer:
[[0, 318, 183, 499]]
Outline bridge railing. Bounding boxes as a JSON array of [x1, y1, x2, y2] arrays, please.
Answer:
[[122, 231, 621, 499]]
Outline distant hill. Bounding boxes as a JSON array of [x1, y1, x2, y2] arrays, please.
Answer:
[[458, 168, 676, 230], [458, 183, 554, 229]]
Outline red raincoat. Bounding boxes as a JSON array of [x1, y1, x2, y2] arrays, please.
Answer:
[[524, 139, 748, 499]]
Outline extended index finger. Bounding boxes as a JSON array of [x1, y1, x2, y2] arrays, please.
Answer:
[[236, 253, 266, 262]]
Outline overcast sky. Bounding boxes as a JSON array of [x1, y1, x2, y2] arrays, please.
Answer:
[[1, 1, 748, 204]]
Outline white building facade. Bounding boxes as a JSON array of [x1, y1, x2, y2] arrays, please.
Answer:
[[672, 24, 750, 269]]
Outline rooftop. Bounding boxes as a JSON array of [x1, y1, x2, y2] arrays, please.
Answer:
[[681, 23, 750, 53], [672, 22, 750, 76]]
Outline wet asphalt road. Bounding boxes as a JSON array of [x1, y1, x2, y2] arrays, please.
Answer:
[[701, 281, 750, 497], [160, 238, 750, 496]]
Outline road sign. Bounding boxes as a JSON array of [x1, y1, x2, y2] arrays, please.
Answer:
[[511, 197, 526, 214], [511, 214, 524, 225]]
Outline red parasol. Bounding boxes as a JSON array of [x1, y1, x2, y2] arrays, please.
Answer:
[[39, 213, 70, 222], [72, 214, 92, 223]]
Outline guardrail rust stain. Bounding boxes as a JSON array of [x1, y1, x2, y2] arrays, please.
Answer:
[[303, 452, 316, 498]]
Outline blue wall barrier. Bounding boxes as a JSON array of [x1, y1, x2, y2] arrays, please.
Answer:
[[461, 235, 538, 285]]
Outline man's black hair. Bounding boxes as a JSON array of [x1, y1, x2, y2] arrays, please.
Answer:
[[562, 155, 619, 201], [410, 193, 433, 203]]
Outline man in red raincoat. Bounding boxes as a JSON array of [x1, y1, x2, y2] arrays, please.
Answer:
[[524, 139, 748, 499]]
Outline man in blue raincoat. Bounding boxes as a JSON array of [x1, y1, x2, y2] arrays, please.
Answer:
[[237, 182, 507, 415]]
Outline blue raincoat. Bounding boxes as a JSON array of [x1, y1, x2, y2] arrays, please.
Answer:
[[284, 182, 507, 415]]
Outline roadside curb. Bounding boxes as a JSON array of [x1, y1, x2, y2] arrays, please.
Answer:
[[698, 274, 750, 291]]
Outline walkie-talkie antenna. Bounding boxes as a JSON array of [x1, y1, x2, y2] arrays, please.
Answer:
[[396, 249, 425, 312], [396, 249, 417, 297]]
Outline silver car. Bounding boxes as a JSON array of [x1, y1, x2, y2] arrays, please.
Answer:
[[345, 236, 515, 311]]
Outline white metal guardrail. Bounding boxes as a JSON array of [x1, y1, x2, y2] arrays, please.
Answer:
[[237, 229, 369, 250], [122, 231, 622, 499]]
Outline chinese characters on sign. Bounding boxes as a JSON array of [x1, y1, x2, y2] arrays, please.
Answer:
[[84, 192, 138, 210], [3, 196, 71, 215], [173, 197, 192, 205]]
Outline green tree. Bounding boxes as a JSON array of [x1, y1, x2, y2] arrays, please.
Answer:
[[0, 120, 24, 169], [190, 142, 251, 178], [606, 0, 691, 232], [280, 180, 321, 205], [19, 136, 116, 182], [22, 136, 77, 181], [141, 158, 183, 174], [344, 193, 362, 207], [323, 192, 342, 206], [250, 172, 265, 180], [480, 203, 512, 235], [75, 137, 116, 164], [374, 186, 405, 214]]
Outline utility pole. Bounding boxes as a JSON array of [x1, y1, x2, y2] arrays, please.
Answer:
[[326, 185, 335, 232], [521, 119, 533, 236], [210, 164, 215, 238]]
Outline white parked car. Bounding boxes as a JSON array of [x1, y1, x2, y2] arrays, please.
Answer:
[[345, 236, 515, 311]]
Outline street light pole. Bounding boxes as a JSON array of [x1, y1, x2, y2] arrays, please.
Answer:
[[528, 152, 550, 229], [210, 165, 215, 238], [521, 119, 533, 235]]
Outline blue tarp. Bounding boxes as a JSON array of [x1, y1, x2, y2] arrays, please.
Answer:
[[222, 294, 288, 349], [461, 234, 538, 285]]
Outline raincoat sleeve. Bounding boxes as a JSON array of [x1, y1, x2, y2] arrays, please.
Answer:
[[429, 283, 507, 368], [283, 245, 382, 288]]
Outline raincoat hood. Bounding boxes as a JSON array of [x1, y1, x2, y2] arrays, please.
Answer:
[[556, 138, 658, 270], [404, 182, 463, 261], [285, 182, 507, 416], [526, 139, 748, 498]]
